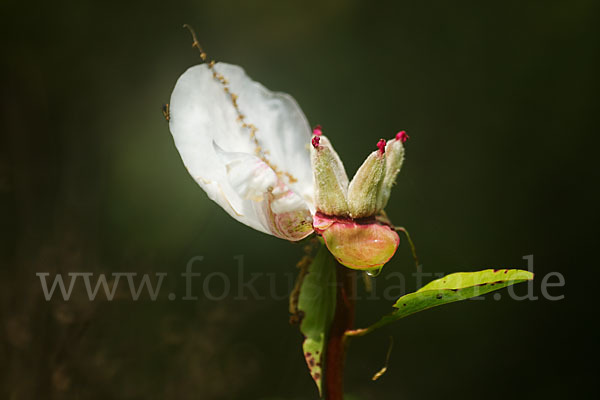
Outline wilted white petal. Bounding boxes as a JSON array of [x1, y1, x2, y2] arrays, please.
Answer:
[[270, 185, 308, 214], [218, 63, 314, 209], [214, 142, 278, 203], [169, 63, 314, 239], [214, 144, 313, 240], [266, 183, 314, 241]]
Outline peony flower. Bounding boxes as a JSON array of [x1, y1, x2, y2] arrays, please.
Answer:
[[168, 62, 409, 271]]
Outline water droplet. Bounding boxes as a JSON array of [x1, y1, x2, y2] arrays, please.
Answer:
[[366, 267, 382, 277]]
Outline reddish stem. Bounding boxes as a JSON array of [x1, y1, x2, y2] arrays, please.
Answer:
[[324, 263, 356, 400]]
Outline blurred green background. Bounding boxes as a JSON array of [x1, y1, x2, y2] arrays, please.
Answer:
[[1, 0, 596, 399]]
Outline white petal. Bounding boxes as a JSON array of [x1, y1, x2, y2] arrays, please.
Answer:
[[216, 63, 314, 210], [215, 145, 313, 240], [214, 142, 278, 203], [169, 63, 314, 239]]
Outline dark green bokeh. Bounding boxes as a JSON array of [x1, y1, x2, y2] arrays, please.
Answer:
[[1, 0, 596, 399]]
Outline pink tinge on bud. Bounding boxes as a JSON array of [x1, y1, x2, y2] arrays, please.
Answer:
[[312, 135, 321, 148], [312, 125, 323, 136], [377, 139, 386, 154], [396, 130, 409, 143]]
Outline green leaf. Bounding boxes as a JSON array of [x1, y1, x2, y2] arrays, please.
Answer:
[[297, 244, 337, 396], [346, 269, 533, 337]]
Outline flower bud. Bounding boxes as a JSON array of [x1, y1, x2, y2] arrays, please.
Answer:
[[310, 134, 350, 216], [309, 131, 409, 271], [376, 133, 406, 211], [347, 140, 386, 218]]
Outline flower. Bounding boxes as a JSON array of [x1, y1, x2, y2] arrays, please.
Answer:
[[168, 62, 407, 270]]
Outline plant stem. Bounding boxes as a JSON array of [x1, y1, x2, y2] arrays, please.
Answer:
[[324, 262, 356, 400]]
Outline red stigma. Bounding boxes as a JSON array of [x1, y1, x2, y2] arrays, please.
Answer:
[[312, 135, 321, 148], [377, 139, 386, 154], [313, 125, 323, 136], [396, 130, 409, 143]]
